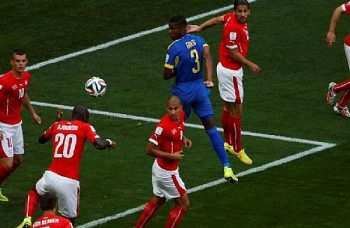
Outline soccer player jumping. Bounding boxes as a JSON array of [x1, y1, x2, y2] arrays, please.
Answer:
[[163, 15, 238, 183]]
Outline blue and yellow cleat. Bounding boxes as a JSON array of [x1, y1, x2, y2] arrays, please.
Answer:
[[224, 167, 238, 183], [0, 188, 9, 202], [224, 143, 253, 165]]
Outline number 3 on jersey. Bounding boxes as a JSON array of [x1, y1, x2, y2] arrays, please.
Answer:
[[54, 133, 77, 158], [190, 49, 200, 73]]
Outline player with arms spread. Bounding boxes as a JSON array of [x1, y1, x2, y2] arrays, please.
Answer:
[[188, 0, 261, 164], [0, 49, 41, 202], [164, 15, 238, 183], [135, 96, 192, 228], [17, 105, 117, 228], [326, 1, 350, 117], [32, 192, 73, 228]]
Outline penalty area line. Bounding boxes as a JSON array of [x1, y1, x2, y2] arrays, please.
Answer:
[[76, 142, 336, 228], [31, 101, 334, 147]]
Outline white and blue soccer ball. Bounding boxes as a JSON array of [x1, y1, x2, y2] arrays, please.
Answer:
[[85, 76, 107, 97]]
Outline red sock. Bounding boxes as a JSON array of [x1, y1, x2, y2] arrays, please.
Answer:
[[339, 90, 350, 107], [334, 78, 350, 93], [24, 189, 40, 217], [135, 198, 160, 228], [225, 115, 242, 152], [0, 162, 11, 184], [221, 108, 230, 143], [165, 206, 187, 228]]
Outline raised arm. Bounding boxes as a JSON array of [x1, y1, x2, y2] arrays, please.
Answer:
[[187, 15, 225, 33]]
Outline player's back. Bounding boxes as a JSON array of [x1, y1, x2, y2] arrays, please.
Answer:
[[46, 120, 97, 180], [32, 213, 72, 228], [168, 34, 206, 83]]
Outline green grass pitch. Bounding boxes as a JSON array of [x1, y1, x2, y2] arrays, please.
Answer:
[[1, 0, 350, 227]]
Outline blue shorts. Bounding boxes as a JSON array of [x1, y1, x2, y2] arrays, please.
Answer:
[[171, 80, 214, 120]]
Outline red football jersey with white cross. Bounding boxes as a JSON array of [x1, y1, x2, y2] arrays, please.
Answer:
[[32, 213, 73, 228], [42, 120, 98, 180], [0, 70, 31, 125], [341, 2, 350, 14], [219, 12, 249, 70], [149, 111, 185, 171]]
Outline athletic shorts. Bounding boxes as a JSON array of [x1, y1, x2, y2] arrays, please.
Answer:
[[0, 122, 24, 158], [36, 171, 80, 218], [152, 160, 186, 200], [217, 62, 244, 103], [171, 79, 214, 119]]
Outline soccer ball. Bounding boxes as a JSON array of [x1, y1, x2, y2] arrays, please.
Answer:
[[85, 76, 107, 97]]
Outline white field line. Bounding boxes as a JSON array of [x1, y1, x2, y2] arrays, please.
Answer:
[[26, 0, 256, 71], [76, 142, 336, 228], [31, 100, 337, 227], [27, 1, 333, 226], [31, 101, 332, 147]]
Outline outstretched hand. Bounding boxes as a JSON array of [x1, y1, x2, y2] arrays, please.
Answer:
[[187, 24, 201, 33]]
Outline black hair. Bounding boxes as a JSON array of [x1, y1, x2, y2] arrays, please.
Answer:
[[39, 192, 58, 211], [12, 49, 26, 59], [234, 0, 250, 10], [169, 15, 188, 27], [72, 105, 90, 122]]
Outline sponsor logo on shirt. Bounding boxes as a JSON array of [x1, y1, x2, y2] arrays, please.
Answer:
[[230, 32, 237, 41], [155, 126, 163, 135]]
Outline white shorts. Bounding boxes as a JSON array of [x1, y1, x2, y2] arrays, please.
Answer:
[[36, 171, 80, 218], [0, 122, 24, 158], [152, 160, 186, 200], [217, 62, 244, 103]]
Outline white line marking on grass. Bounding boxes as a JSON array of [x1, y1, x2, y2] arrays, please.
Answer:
[[26, 0, 256, 71], [31, 101, 330, 147], [76, 142, 336, 228], [31, 100, 337, 227]]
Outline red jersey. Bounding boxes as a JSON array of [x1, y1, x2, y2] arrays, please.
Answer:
[[219, 12, 249, 70], [149, 111, 185, 171], [32, 213, 73, 228], [341, 2, 350, 14], [42, 120, 98, 180], [0, 70, 31, 125]]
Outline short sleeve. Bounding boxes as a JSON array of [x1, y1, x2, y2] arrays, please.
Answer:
[[85, 123, 99, 143], [164, 43, 177, 69], [341, 2, 350, 14]]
